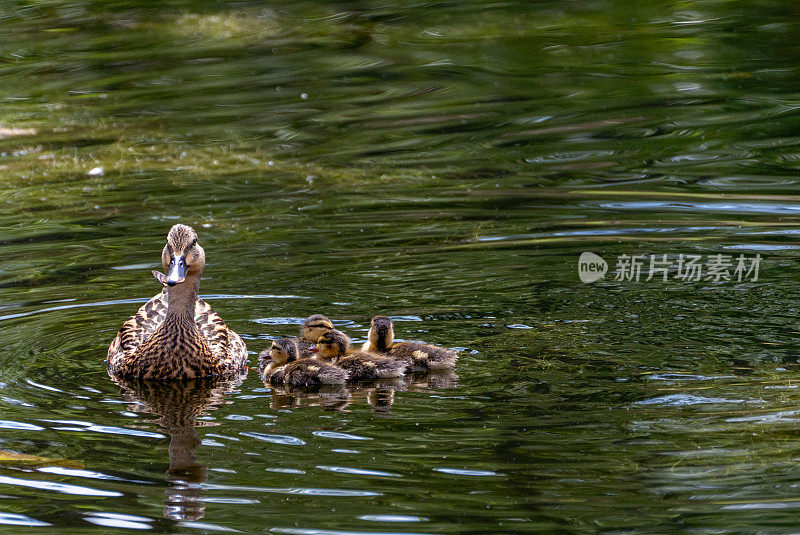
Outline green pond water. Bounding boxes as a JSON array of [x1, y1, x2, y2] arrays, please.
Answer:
[[1, 0, 800, 533]]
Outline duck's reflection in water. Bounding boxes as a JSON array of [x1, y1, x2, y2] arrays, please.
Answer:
[[265, 370, 459, 413], [112, 374, 245, 521]]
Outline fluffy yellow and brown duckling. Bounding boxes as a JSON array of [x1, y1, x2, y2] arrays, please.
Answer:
[[256, 314, 334, 365], [106, 224, 247, 380], [362, 315, 458, 371], [315, 329, 406, 381], [261, 337, 348, 387], [296, 314, 335, 358]]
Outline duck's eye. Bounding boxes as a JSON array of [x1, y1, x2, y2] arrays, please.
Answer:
[[191, 238, 197, 247]]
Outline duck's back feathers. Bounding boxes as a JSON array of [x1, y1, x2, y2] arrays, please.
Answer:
[[337, 351, 406, 380], [388, 342, 458, 371], [265, 359, 348, 387]]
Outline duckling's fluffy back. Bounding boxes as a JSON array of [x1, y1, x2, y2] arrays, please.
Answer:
[[388, 342, 458, 371], [336, 350, 406, 380], [267, 359, 348, 387]]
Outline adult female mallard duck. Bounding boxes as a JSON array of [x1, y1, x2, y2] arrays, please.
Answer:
[[261, 337, 348, 387], [315, 329, 406, 381], [106, 224, 248, 380], [361, 315, 458, 371]]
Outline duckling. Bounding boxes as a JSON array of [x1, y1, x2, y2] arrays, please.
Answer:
[[315, 329, 406, 381], [362, 315, 458, 371], [256, 314, 334, 365], [261, 337, 348, 387], [107, 224, 247, 380], [296, 314, 335, 358]]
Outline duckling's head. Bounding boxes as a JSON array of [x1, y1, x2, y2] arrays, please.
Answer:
[[300, 314, 334, 342], [269, 338, 299, 365], [316, 329, 350, 361], [368, 316, 394, 351], [159, 224, 205, 286]]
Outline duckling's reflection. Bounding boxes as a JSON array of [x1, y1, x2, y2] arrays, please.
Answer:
[[265, 371, 459, 413], [346, 378, 406, 414], [407, 370, 459, 390], [267, 383, 351, 411], [112, 375, 244, 521]]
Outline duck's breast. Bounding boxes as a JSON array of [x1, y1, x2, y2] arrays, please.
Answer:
[[194, 298, 248, 373]]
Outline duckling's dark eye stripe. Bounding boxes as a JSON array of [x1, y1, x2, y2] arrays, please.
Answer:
[[307, 323, 329, 328]]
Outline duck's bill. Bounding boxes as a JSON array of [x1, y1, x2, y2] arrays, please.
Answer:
[[166, 255, 187, 286]]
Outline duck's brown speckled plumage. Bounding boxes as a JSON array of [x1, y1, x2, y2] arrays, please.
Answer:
[[107, 224, 248, 380], [362, 315, 458, 371], [261, 337, 348, 388], [317, 329, 406, 381]]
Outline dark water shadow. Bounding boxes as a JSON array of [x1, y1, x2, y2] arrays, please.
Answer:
[[111, 374, 245, 521]]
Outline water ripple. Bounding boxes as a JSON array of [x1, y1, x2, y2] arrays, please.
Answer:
[[38, 466, 151, 484], [358, 515, 428, 522], [240, 432, 306, 446], [271, 528, 435, 535], [85, 516, 152, 529], [433, 468, 504, 477], [597, 200, 800, 215], [178, 520, 242, 532], [646, 374, 736, 381], [0, 475, 122, 497], [0, 512, 50, 527], [725, 410, 800, 423], [202, 483, 380, 497], [0, 420, 44, 431], [0, 294, 309, 322], [312, 431, 371, 441], [25, 379, 63, 393], [720, 501, 800, 510], [316, 466, 401, 478], [52, 422, 165, 439], [633, 394, 758, 407]]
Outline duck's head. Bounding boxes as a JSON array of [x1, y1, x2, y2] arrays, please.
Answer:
[[315, 329, 350, 361], [367, 315, 394, 351], [300, 314, 334, 342], [153, 224, 205, 287], [267, 338, 299, 365]]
